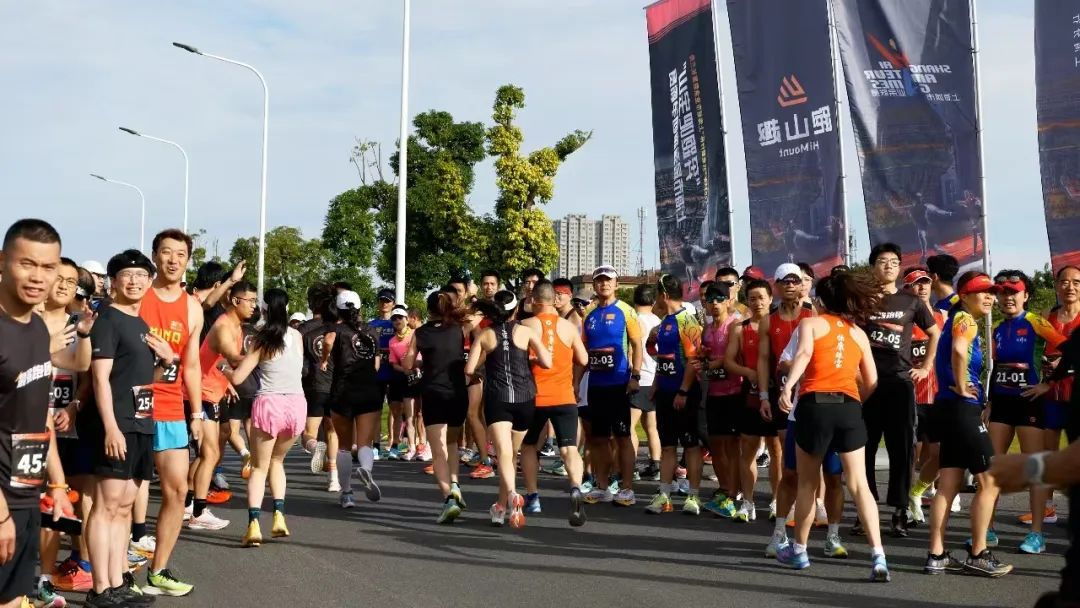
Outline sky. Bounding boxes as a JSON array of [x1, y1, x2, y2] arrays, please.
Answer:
[[0, 0, 1049, 277]]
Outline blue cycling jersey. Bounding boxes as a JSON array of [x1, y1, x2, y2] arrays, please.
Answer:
[[369, 318, 395, 381], [991, 311, 1065, 397]]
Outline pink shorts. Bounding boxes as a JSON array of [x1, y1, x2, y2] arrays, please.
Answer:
[[251, 393, 307, 438]]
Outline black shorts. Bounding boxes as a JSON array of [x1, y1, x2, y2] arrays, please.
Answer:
[[201, 400, 224, 423], [92, 432, 155, 481], [387, 373, 420, 402], [586, 383, 632, 438], [224, 396, 253, 421], [655, 386, 705, 449], [630, 387, 655, 412], [524, 405, 578, 447], [916, 403, 939, 443], [329, 391, 383, 419], [485, 399, 536, 432], [768, 387, 788, 432], [57, 437, 93, 477], [989, 393, 1044, 429], [936, 398, 994, 474], [794, 392, 868, 457], [422, 392, 469, 427], [0, 509, 39, 602], [305, 391, 330, 418], [738, 393, 777, 438], [705, 394, 742, 437]]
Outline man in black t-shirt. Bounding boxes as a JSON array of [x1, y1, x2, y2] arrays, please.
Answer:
[[860, 243, 941, 538], [297, 284, 340, 487], [84, 249, 178, 606], [0, 219, 76, 607]]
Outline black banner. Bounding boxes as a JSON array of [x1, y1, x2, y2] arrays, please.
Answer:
[[728, 0, 846, 277], [1036, 0, 1080, 273], [834, 0, 985, 268], [646, 0, 732, 298]]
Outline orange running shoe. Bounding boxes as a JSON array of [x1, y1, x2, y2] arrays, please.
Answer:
[[54, 559, 92, 592], [241, 453, 253, 480], [423, 464, 434, 475], [470, 464, 495, 480], [206, 488, 232, 504], [1019, 504, 1058, 525], [508, 493, 526, 529]]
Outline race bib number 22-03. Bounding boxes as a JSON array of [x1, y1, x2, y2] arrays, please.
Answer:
[[588, 347, 616, 372]]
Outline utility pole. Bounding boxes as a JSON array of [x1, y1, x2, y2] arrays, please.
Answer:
[[637, 206, 648, 276]]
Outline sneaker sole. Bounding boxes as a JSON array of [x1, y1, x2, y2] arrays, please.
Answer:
[[143, 584, 194, 597], [963, 565, 1013, 578], [187, 522, 229, 531], [777, 559, 810, 570], [569, 494, 586, 527], [310, 443, 327, 474], [825, 548, 849, 559], [1019, 545, 1045, 555], [356, 468, 381, 502], [871, 568, 891, 582]]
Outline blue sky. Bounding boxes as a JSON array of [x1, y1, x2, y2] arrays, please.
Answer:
[[0, 0, 1049, 275]]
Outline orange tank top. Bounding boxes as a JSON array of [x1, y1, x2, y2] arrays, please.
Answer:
[[199, 317, 238, 405], [139, 287, 191, 422], [532, 313, 576, 407], [799, 314, 862, 402]]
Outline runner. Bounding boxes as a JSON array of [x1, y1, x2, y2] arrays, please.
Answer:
[[516, 268, 543, 321], [223, 312, 259, 482], [0, 220, 78, 608], [700, 282, 742, 519], [581, 265, 643, 506], [297, 285, 339, 490], [84, 248, 177, 606], [403, 291, 470, 523], [552, 279, 582, 328], [985, 270, 1065, 555], [369, 289, 396, 458], [189, 261, 246, 343], [925, 271, 1012, 577], [227, 289, 307, 547], [644, 274, 705, 516], [139, 229, 202, 597], [859, 243, 940, 538], [321, 291, 383, 509], [479, 270, 500, 301], [405, 308, 429, 460], [462, 305, 494, 480], [387, 306, 419, 460], [630, 284, 662, 482], [519, 281, 589, 525], [774, 269, 890, 582], [926, 254, 959, 312], [466, 290, 550, 528]]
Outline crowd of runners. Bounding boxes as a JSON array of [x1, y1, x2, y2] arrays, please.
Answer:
[[1, 217, 1079, 607]]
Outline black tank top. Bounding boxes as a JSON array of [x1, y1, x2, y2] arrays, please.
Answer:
[[483, 322, 536, 404], [330, 323, 380, 397], [416, 321, 467, 400]]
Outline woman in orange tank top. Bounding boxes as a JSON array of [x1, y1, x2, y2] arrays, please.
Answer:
[[772, 270, 892, 581]]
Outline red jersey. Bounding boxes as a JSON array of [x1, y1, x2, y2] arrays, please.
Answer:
[[740, 319, 762, 409], [139, 287, 192, 422], [1047, 308, 1080, 403], [768, 306, 813, 384], [912, 308, 945, 404]]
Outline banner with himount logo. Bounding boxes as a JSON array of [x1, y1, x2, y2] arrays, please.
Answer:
[[727, 0, 845, 277], [1035, 0, 1080, 273], [833, 0, 985, 268], [645, 0, 732, 299]]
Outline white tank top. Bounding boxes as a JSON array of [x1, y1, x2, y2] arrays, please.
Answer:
[[256, 327, 305, 395]]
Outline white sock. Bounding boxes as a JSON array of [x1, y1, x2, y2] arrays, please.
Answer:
[[872, 546, 885, 558], [828, 523, 839, 536], [358, 446, 374, 472], [241, 448, 250, 457], [774, 517, 788, 536], [793, 543, 807, 555], [336, 451, 353, 493]]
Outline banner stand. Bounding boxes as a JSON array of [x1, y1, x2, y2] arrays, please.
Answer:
[[827, 0, 852, 266]]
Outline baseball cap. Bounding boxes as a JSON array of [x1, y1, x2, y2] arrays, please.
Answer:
[[958, 274, 1000, 295], [390, 305, 409, 318], [774, 263, 802, 282], [106, 250, 155, 278], [903, 269, 932, 286], [742, 265, 766, 281], [377, 288, 395, 302], [592, 265, 617, 280], [82, 260, 106, 276], [335, 290, 362, 310], [289, 312, 307, 323]]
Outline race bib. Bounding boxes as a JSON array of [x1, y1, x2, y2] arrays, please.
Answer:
[[132, 385, 154, 419], [868, 324, 902, 351], [10, 432, 49, 489], [52, 374, 74, 409], [911, 340, 929, 367], [992, 363, 1029, 390], [407, 369, 423, 386], [655, 354, 677, 377], [588, 347, 616, 372], [160, 361, 179, 384], [706, 366, 727, 380]]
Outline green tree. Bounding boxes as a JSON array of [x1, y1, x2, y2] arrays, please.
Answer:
[[228, 227, 330, 313]]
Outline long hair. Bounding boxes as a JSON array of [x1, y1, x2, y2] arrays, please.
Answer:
[[472, 290, 517, 325], [814, 268, 881, 324], [251, 288, 289, 357], [426, 290, 468, 324], [337, 305, 366, 332]]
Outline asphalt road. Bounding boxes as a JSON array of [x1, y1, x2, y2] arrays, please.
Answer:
[[80, 450, 1067, 608]]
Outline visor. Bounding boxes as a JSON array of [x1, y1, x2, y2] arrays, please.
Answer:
[[958, 274, 1000, 295], [903, 269, 931, 286]]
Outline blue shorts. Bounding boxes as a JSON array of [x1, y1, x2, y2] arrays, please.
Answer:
[[1045, 401, 1068, 431], [153, 420, 189, 452], [784, 419, 842, 476]]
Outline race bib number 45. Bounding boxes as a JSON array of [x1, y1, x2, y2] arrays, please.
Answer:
[[588, 347, 616, 372], [11, 432, 49, 489]]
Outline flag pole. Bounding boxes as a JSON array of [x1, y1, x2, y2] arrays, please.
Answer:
[[970, 0, 991, 276], [710, 0, 737, 267], [826, 0, 852, 267]]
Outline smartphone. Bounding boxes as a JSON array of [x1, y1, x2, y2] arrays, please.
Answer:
[[67, 312, 81, 328], [40, 509, 83, 536]]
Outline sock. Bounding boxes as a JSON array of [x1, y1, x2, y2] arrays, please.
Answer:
[[39, 574, 52, 585], [358, 446, 375, 472], [193, 498, 207, 518], [248, 507, 260, 523], [76, 560, 90, 572], [911, 479, 932, 498], [185, 491, 194, 508], [774, 517, 788, 536], [131, 522, 147, 542], [450, 481, 460, 494], [241, 448, 250, 458], [337, 451, 353, 493], [273, 499, 285, 514], [793, 543, 807, 555], [828, 523, 840, 537], [872, 546, 885, 558]]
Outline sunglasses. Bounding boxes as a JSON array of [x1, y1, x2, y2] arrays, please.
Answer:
[[777, 278, 801, 286], [716, 280, 736, 287], [995, 275, 1023, 284], [705, 295, 729, 304], [572, 299, 589, 308]]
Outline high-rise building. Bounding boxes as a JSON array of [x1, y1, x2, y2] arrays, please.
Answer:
[[552, 213, 630, 279], [597, 214, 631, 277]]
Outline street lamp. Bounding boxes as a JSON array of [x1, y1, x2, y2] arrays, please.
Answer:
[[90, 173, 145, 253], [173, 41, 269, 302], [394, 0, 411, 303], [118, 127, 189, 234]]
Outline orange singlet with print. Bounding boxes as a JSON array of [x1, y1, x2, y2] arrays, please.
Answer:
[[799, 314, 863, 402], [139, 287, 191, 422], [532, 312, 576, 407]]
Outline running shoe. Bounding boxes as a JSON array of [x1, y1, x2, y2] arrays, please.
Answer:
[[212, 471, 229, 491], [403, 448, 417, 461], [539, 441, 558, 458], [242, 520, 263, 548], [924, 552, 965, 575], [607, 480, 620, 497], [766, 531, 788, 558], [823, 533, 848, 559], [340, 491, 356, 509], [1019, 531, 1046, 554], [716, 497, 737, 518], [423, 464, 434, 475], [890, 510, 909, 538], [870, 555, 891, 582], [387, 448, 401, 461], [524, 492, 542, 514], [951, 494, 962, 513], [242, 452, 254, 479], [508, 492, 526, 529], [438, 498, 462, 524], [702, 449, 712, 464], [450, 486, 467, 510], [638, 462, 661, 481], [579, 479, 594, 494], [850, 517, 865, 536], [963, 550, 1013, 578], [356, 467, 381, 502], [966, 529, 1000, 548], [487, 442, 496, 458], [490, 503, 507, 526], [702, 493, 727, 517], [1019, 504, 1058, 525], [187, 509, 229, 530], [465, 450, 481, 466], [757, 451, 770, 468], [31, 578, 67, 608], [815, 502, 829, 528], [119, 571, 153, 606], [53, 561, 92, 592], [144, 569, 194, 596], [417, 444, 432, 462], [328, 474, 341, 493], [569, 488, 586, 527], [908, 492, 925, 525], [205, 488, 231, 504], [84, 588, 125, 608], [674, 478, 690, 496], [614, 489, 636, 507], [683, 494, 702, 516], [583, 488, 612, 504], [271, 511, 289, 538], [768, 499, 777, 522], [127, 550, 148, 571], [309, 441, 327, 474], [543, 459, 567, 476], [183, 502, 192, 522], [735, 500, 755, 523], [776, 544, 810, 570], [130, 535, 156, 558], [645, 492, 673, 514], [470, 464, 495, 479], [375, 447, 387, 461]]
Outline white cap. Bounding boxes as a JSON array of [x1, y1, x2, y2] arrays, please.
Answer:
[[774, 263, 802, 282], [82, 260, 106, 275], [289, 312, 307, 323], [680, 301, 696, 314], [592, 265, 617, 280], [335, 290, 362, 310], [390, 305, 409, 318]]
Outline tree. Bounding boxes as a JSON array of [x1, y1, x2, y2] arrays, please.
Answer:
[[484, 84, 591, 283], [228, 227, 330, 313]]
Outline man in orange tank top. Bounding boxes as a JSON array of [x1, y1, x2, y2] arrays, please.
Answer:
[[521, 281, 589, 526], [138, 229, 203, 597]]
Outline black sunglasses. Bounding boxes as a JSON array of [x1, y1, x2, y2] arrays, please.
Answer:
[[995, 274, 1023, 284], [704, 295, 729, 304]]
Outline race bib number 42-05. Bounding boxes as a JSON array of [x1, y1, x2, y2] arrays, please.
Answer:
[[868, 324, 902, 351], [10, 432, 49, 489], [588, 347, 616, 372], [656, 354, 677, 377], [132, 385, 154, 419]]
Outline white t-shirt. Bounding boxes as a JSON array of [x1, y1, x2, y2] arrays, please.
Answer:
[[780, 327, 800, 422], [636, 311, 662, 387]]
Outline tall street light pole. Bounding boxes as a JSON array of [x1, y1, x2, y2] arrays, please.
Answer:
[[173, 41, 269, 302], [118, 127, 189, 234], [394, 0, 411, 303], [90, 173, 145, 253]]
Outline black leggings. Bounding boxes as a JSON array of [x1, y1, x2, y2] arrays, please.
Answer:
[[862, 377, 915, 510]]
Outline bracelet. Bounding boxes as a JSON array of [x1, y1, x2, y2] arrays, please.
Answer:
[[76, 330, 91, 339], [47, 483, 69, 491]]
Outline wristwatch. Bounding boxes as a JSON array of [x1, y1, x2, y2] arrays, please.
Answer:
[[676, 388, 688, 397], [1025, 452, 1048, 486], [631, 373, 641, 381], [758, 391, 770, 402]]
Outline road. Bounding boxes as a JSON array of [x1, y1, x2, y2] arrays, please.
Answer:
[[105, 450, 1065, 608]]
